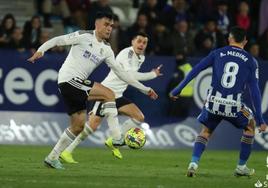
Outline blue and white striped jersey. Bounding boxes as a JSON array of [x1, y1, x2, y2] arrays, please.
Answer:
[[170, 45, 264, 124]]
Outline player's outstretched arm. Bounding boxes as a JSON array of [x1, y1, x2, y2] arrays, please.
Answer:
[[105, 54, 158, 100], [169, 52, 214, 100], [248, 58, 267, 132], [131, 64, 163, 81], [28, 31, 86, 63], [27, 51, 43, 63], [248, 77, 267, 132]]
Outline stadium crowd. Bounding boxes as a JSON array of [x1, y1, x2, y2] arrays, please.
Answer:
[[0, 0, 268, 61]]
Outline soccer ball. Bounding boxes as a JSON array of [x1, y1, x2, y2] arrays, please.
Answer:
[[125, 127, 146, 149]]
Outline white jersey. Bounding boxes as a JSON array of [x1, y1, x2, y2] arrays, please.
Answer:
[[102, 47, 156, 98], [37, 30, 151, 94]]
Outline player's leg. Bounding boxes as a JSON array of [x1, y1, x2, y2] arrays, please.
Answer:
[[88, 83, 123, 145], [187, 108, 221, 177], [45, 79, 92, 169], [64, 97, 145, 158], [117, 97, 145, 132], [61, 109, 103, 163], [87, 83, 125, 159], [45, 79, 120, 168], [63, 95, 125, 161], [231, 107, 256, 176], [65, 113, 103, 153], [187, 125, 213, 177], [191, 125, 213, 163], [45, 110, 87, 169]]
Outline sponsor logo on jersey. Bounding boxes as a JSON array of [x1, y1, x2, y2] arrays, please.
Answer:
[[90, 54, 101, 64], [83, 50, 91, 58], [84, 80, 91, 85], [208, 96, 238, 106]]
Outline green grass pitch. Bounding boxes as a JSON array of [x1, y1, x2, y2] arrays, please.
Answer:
[[0, 145, 267, 188]]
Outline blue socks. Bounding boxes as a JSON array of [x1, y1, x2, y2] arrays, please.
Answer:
[[190, 134, 254, 166], [239, 134, 254, 165], [191, 136, 208, 164]]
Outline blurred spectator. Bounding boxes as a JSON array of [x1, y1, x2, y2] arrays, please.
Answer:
[[153, 23, 173, 55], [171, 19, 195, 59], [41, 0, 72, 27], [235, 1, 250, 31], [259, 0, 268, 36], [88, 0, 113, 30], [247, 42, 260, 60], [127, 13, 154, 54], [39, 29, 50, 45], [132, 0, 140, 8], [167, 58, 194, 118], [248, 0, 260, 39], [132, 0, 167, 10], [109, 14, 127, 55], [138, 0, 161, 25], [38, 30, 65, 53], [161, 0, 192, 31], [194, 19, 226, 55], [66, 0, 91, 30], [166, 18, 195, 117], [0, 14, 16, 47], [258, 29, 268, 60], [6, 27, 25, 52], [22, 16, 42, 50], [188, 0, 216, 25], [214, 1, 231, 35], [156, 0, 168, 11]]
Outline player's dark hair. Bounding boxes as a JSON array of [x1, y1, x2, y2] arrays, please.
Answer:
[[95, 12, 114, 21], [229, 26, 247, 43], [113, 14, 119, 22], [132, 32, 148, 40]]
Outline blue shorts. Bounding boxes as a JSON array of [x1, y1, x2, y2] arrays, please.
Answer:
[[197, 106, 253, 132]]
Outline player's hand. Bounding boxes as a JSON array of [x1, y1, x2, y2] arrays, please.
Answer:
[[27, 51, 43, 63], [169, 93, 178, 101], [152, 64, 163, 77], [148, 89, 158, 100], [258, 123, 267, 133]]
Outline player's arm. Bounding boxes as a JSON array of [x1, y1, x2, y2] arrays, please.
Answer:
[[115, 50, 163, 81], [169, 52, 214, 99], [247, 59, 267, 131], [105, 53, 158, 100], [27, 31, 87, 63], [126, 65, 163, 81]]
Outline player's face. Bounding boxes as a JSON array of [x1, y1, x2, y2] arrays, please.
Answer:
[[95, 18, 114, 40], [132, 36, 148, 55]]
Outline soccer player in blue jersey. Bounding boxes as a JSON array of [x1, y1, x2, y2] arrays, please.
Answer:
[[169, 26, 267, 177]]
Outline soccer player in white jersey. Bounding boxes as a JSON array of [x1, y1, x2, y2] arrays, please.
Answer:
[[59, 32, 162, 163], [28, 12, 158, 170]]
